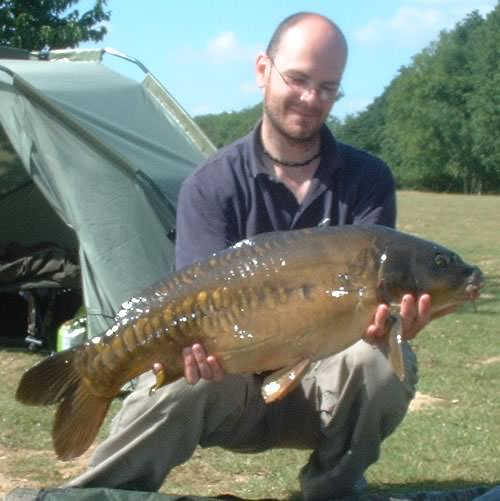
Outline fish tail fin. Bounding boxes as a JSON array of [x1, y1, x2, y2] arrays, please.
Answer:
[[16, 349, 112, 460], [53, 380, 112, 460]]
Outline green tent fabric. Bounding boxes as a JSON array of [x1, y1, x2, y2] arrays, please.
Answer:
[[0, 48, 215, 338]]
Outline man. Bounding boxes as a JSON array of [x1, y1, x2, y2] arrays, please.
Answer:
[[68, 12, 439, 500]]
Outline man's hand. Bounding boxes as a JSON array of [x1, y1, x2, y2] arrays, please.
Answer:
[[364, 293, 454, 343], [152, 344, 225, 386], [182, 343, 225, 385]]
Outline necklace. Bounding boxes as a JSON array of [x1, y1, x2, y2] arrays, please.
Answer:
[[262, 145, 321, 167]]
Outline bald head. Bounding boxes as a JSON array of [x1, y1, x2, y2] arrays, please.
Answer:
[[266, 12, 348, 63]]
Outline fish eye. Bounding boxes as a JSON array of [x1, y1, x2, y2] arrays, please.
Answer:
[[434, 253, 450, 268]]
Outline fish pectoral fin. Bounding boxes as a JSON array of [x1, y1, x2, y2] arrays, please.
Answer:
[[387, 315, 406, 382], [149, 366, 168, 395], [261, 359, 312, 404]]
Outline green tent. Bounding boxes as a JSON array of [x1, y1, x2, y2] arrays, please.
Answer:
[[0, 47, 215, 346]]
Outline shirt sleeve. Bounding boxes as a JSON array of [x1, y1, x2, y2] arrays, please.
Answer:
[[175, 173, 233, 270], [351, 158, 397, 228]]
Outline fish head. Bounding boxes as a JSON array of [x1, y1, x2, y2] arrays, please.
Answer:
[[375, 229, 484, 313]]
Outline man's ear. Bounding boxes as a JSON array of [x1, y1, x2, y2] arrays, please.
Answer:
[[255, 53, 269, 89]]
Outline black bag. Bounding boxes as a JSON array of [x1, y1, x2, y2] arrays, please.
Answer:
[[0, 242, 82, 351]]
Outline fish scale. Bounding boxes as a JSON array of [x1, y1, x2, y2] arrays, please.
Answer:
[[84, 279, 309, 393]]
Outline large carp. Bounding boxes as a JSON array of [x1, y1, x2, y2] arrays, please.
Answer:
[[16, 224, 483, 460]]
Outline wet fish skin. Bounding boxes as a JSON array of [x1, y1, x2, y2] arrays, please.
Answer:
[[15, 224, 483, 460]]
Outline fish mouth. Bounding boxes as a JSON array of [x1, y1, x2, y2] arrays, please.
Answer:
[[464, 269, 485, 303], [405, 274, 485, 317], [440, 274, 485, 313], [465, 282, 482, 302], [451, 279, 484, 306]]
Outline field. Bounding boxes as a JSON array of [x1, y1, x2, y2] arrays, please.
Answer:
[[1, 191, 499, 499]]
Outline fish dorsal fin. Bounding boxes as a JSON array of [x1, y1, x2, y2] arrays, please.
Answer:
[[387, 315, 406, 382], [261, 359, 311, 404]]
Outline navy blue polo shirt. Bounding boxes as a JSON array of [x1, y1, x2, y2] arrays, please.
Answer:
[[175, 123, 396, 270]]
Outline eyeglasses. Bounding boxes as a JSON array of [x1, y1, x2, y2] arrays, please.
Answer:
[[268, 56, 344, 103]]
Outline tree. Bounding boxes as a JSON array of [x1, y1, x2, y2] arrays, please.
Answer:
[[0, 0, 110, 51], [328, 5, 500, 194], [467, 4, 500, 193], [382, 11, 487, 192], [195, 104, 262, 148], [332, 93, 388, 157]]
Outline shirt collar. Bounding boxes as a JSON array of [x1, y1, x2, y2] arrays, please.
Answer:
[[247, 121, 344, 179]]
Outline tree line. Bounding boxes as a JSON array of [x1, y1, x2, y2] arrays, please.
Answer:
[[195, 4, 500, 194]]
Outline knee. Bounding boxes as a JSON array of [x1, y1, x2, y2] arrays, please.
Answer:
[[342, 342, 417, 438], [348, 340, 418, 405]]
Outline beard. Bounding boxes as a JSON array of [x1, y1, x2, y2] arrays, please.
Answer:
[[263, 93, 329, 146]]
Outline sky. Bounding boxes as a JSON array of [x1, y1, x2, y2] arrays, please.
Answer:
[[79, 0, 497, 120]]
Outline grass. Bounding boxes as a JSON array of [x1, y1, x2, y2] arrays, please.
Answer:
[[1, 190, 499, 499]]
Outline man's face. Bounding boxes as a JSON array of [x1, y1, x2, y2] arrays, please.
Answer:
[[263, 61, 336, 143], [259, 20, 346, 144]]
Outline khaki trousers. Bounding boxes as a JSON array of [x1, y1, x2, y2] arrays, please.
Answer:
[[66, 340, 418, 500]]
